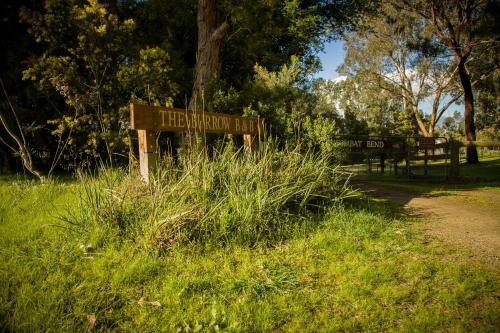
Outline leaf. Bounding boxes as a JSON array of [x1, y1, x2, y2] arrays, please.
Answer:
[[138, 297, 161, 307], [85, 314, 96, 330]]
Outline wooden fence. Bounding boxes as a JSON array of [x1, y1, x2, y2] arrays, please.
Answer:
[[366, 138, 500, 179], [449, 140, 500, 178]]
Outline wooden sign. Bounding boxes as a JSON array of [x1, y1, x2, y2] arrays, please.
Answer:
[[417, 137, 435, 149], [346, 139, 393, 149], [130, 103, 263, 135], [130, 102, 264, 182]]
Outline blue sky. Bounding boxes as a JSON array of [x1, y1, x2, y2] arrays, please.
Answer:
[[315, 40, 345, 80]]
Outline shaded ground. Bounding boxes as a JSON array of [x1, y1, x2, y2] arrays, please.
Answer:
[[356, 183, 500, 267]]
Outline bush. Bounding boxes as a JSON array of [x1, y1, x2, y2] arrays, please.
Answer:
[[68, 141, 357, 253]]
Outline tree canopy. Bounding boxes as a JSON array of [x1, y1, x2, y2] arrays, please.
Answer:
[[0, 0, 498, 176]]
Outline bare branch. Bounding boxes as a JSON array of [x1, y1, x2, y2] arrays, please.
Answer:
[[0, 79, 27, 147], [0, 135, 17, 153], [0, 78, 45, 182], [436, 93, 463, 124]]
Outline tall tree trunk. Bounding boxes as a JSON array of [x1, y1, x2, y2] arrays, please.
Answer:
[[457, 60, 479, 163], [189, 0, 228, 111], [410, 103, 430, 137]]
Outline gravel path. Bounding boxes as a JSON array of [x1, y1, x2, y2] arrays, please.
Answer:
[[357, 183, 500, 266]]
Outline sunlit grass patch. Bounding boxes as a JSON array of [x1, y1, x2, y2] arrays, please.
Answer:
[[0, 147, 499, 331]]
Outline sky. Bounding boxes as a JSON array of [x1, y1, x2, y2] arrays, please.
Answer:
[[314, 40, 346, 80], [314, 40, 462, 118]]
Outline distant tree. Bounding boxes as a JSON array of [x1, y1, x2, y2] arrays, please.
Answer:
[[322, 77, 400, 136], [393, 0, 500, 163], [441, 110, 463, 136], [341, 2, 462, 137]]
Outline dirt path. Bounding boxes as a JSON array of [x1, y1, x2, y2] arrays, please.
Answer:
[[357, 183, 500, 266]]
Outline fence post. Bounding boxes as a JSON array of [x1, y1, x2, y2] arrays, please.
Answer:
[[380, 152, 385, 174], [138, 130, 157, 183], [449, 139, 460, 178], [243, 134, 253, 153], [424, 148, 428, 176], [367, 152, 372, 174], [405, 141, 410, 177]]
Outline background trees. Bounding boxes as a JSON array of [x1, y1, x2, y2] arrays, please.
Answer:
[[2, 0, 375, 174], [0, 0, 498, 175], [393, 0, 500, 163], [21, 0, 139, 166], [340, 2, 462, 138]]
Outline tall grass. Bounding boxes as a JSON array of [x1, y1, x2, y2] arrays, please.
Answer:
[[69, 142, 357, 252]]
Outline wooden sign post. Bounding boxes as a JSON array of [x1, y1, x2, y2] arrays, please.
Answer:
[[130, 103, 264, 181], [417, 137, 435, 176]]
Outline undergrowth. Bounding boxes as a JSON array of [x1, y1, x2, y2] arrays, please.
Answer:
[[69, 142, 357, 252]]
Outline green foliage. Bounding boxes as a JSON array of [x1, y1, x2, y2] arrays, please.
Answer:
[[20, 0, 177, 166], [393, 109, 419, 137], [245, 57, 306, 139], [220, 0, 325, 87], [117, 47, 178, 106], [475, 84, 500, 141], [21, 0, 135, 163], [207, 57, 346, 156], [440, 111, 464, 138], [342, 110, 369, 136], [302, 115, 339, 155]]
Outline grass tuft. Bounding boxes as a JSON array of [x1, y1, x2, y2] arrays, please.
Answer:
[[69, 142, 357, 251]]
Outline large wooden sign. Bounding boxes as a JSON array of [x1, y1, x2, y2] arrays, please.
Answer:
[[333, 137, 393, 150], [130, 103, 263, 135], [130, 102, 264, 182]]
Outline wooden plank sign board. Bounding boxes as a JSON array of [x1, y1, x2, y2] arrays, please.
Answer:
[[130, 103, 263, 135], [346, 139, 393, 149], [417, 137, 436, 149], [130, 102, 264, 182]]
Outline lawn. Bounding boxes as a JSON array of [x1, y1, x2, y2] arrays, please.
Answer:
[[352, 156, 500, 195], [1, 174, 499, 331]]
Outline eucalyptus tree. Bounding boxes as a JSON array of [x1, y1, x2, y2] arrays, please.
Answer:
[[340, 2, 462, 138], [393, 0, 500, 162], [321, 77, 403, 136], [188, 0, 378, 108]]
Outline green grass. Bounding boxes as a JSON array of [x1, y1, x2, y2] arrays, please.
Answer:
[[459, 156, 500, 179], [1, 148, 499, 331], [353, 156, 500, 195], [355, 155, 500, 183], [353, 175, 500, 196]]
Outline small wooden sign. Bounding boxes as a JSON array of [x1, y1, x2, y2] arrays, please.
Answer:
[[130, 103, 263, 135], [130, 102, 264, 182], [417, 137, 435, 149]]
